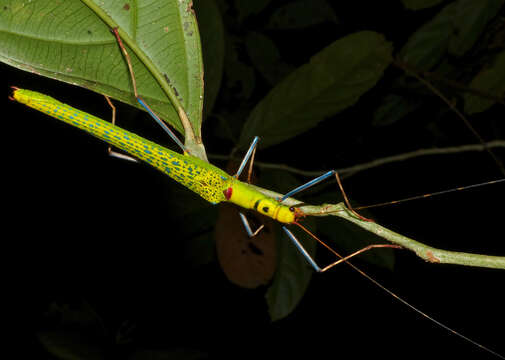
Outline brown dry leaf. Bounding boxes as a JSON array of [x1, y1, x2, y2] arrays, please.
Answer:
[[215, 204, 277, 288]]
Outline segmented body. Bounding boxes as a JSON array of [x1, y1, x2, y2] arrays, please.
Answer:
[[14, 89, 229, 204], [13, 88, 296, 223]]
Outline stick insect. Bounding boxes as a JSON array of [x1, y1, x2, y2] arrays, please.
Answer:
[[10, 28, 504, 359]]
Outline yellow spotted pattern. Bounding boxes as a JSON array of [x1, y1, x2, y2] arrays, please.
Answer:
[[13, 89, 230, 204]]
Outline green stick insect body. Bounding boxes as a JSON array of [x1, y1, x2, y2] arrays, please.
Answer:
[[12, 88, 298, 224], [12, 88, 505, 359]]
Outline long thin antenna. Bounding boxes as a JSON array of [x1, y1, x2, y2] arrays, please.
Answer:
[[294, 221, 505, 359], [354, 178, 505, 211]]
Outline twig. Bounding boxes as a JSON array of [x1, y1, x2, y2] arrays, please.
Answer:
[[394, 59, 505, 176], [209, 140, 505, 178], [339, 140, 505, 179], [248, 185, 505, 270], [422, 70, 505, 105]]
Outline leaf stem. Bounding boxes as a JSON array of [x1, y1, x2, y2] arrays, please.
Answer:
[[79, 0, 206, 159]]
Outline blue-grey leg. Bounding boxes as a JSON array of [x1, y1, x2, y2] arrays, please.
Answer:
[[282, 226, 321, 272], [236, 137, 264, 237], [235, 136, 260, 178], [283, 226, 401, 272], [136, 97, 187, 153], [239, 212, 265, 237], [280, 170, 372, 221], [280, 170, 335, 201], [111, 28, 188, 154]]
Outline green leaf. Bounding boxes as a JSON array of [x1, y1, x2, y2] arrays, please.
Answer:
[[464, 50, 505, 114], [37, 300, 108, 360], [399, 3, 455, 70], [373, 93, 424, 127], [38, 331, 105, 360], [239, 31, 393, 149], [399, 0, 505, 70], [267, 0, 338, 30], [0, 0, 205, 157], [234, 0, 271, 22], [245, 31, 293, 85], [401, 0, 446, 11], [448, 0, 505, 57], [224, 35, 256, 100], [194, 0, 225, 121]]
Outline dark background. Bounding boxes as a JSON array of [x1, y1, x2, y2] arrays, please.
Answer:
[[4, 1, 505, 359]]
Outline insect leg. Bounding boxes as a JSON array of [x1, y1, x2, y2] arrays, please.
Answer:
[[239, 212, 265, 238], [282, 226, 321, 271], [282, 226, 401, 272], [111, 28, 188, 154], [246, 143, 258, 184], [280, 170, 335, 201], [234, 136, 260, 179], [235, 137, 262, 236], [280, 170, 372, 221], [104, 95, 139, 163], [284, 228, 504, 359]]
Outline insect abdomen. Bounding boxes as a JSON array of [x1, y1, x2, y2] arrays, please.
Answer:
[[13, 89, 228, 204]]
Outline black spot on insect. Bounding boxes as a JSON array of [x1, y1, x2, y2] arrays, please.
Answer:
[[262, 206, 269, 213], [3, 6, 8, 10], [87, 30, 92, 35], [253, 199, 261, 210]]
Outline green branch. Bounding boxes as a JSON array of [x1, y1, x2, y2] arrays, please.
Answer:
[[209, 140, 505, 178], [250, 185, 505, 270]]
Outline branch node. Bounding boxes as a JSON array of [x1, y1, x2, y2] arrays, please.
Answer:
[[425, 250, 441, 263]]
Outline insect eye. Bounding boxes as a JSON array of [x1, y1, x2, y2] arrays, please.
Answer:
[[223, 187, 233, 200]]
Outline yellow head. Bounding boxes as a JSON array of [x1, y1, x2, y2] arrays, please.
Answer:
[[222, 180, 302, 224], [250, 197, 296, 224], [275, 203, 297, 223]]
